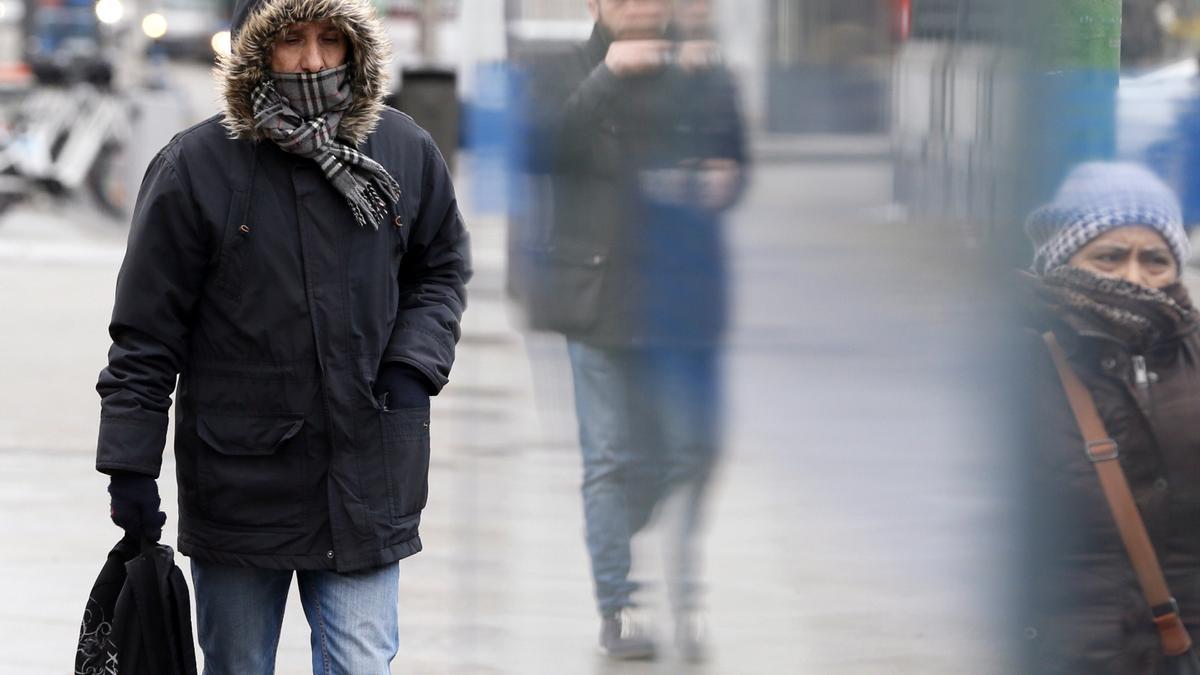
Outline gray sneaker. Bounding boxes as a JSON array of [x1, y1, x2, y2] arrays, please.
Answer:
[[675, 611, 708, 663], [599, 608, 658, 660]]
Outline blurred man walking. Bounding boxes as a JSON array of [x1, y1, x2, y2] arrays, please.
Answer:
[[511, 0, 746, 661]]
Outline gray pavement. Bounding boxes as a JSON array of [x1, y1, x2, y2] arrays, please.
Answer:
[[0, 63, 1011, 673]]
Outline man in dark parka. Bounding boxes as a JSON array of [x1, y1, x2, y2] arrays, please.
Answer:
[[93, 0, 470, 669], [508, 0, 745, 661]]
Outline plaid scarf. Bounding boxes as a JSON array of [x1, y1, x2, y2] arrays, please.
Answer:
[[1035, 266, 1198, 351], [252, 64, 400, 229]]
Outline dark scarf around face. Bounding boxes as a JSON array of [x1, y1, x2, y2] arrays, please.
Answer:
[[1033, 266, 1199, 351], [251, 64, 401, 229]]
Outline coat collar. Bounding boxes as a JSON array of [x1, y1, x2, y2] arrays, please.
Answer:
[[216, 0, 390, 146], [584, 22, 615, 68]]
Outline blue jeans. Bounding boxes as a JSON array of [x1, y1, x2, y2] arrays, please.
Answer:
[[191, 560, 399, 675], [567, 341, 720, 616]]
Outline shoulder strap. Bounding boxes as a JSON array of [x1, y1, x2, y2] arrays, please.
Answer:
[[1042, 331, 1192, 656]]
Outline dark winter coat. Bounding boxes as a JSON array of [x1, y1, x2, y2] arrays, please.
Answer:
[[507, 24, 746, 346], [1021, 279, 1200, 673], [94, 0, 470, 572]]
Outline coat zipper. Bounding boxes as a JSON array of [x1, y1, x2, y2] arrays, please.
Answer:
[[1132, 355, 1150, 389], [1130, 353, 1156, 420]]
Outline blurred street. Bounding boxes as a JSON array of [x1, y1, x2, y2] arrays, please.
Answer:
[[0, 59, 1011, 674]]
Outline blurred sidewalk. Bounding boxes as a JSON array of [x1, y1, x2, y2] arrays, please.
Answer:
[[751, 133, 891, 164], [0, 65, 1008, 674]]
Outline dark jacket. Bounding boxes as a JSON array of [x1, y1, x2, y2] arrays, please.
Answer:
[[1021, 281, 1200, 673], [94, 0, 470, 572], [507, 24, 746, 346]]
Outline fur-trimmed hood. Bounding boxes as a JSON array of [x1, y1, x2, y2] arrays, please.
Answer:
[[216, 0, 391, 144]]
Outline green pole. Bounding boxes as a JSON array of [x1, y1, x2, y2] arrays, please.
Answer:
[[1003, 0, 1123, 266]]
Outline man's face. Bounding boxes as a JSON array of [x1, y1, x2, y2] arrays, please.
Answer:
[[675, 0, 713, 38], [587, 0, 671, 40], [270, 20, 348, 74]]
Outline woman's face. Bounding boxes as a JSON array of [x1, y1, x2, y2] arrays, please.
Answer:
[[270, 20, 348, 74], [1067, 226, 1179, 289]]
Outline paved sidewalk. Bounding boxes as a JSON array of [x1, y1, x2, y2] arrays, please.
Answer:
[[0, 137, 1010, 673]]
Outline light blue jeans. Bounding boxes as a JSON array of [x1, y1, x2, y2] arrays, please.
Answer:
[[567, 341, 721, 616], [191, 560, 399, 675]]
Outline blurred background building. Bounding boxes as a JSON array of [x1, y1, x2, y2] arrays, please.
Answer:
[[762, 0, 894, 133], [893, 0, 1025, 257], [0, 0, 930, 206]]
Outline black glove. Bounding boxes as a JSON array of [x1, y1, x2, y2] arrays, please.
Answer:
[[375, 363, 434, 410], [108, 471, 166, 542]]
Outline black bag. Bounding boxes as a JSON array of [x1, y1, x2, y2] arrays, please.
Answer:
[[76, 536, 198, 675]]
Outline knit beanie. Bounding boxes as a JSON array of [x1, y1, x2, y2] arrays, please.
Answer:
[[1025, 162, 1189, 275]]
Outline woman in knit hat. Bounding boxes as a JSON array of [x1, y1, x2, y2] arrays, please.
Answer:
[[1020, 162, 1200, 673]]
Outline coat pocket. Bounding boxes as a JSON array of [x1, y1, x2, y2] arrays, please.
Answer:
[[379, 407, 431, 521], [194, 412, 310, 528], [524, 241, 608, 333], [197, 413, 303, 456], [212, 190, 251, 301], [390, 199, 410, 254]]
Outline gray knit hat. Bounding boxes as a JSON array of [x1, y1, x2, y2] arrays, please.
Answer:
[[1025, 162, 1189, 275]]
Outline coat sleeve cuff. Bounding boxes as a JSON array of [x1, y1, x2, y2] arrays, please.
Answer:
[[380, 357, 446, 394], [382, 327, 455, 393], [377, 363, 437, 395], [96, 417, 168, 478]]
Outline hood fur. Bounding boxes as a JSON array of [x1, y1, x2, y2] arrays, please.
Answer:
[[216, 0, 391, 144]]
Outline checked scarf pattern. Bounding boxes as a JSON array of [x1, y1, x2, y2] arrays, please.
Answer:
[[252, 64, 400, 229]]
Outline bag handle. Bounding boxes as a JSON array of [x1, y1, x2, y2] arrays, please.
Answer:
[[1042, 331, 1193, 656], [127, 550, 172, 673]]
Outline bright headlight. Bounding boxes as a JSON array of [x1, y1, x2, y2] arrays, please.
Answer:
[[142, 12, 167, 39], [211, 30, 231, 57], [95, 0, 123, 25]]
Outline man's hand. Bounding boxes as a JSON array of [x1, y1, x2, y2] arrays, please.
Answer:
[[108, 471, 166, 542], [375, 363, 433, 410], [697, 159, 742, 211], [677, 40, 723, 72], [605, 40, 674, 77]]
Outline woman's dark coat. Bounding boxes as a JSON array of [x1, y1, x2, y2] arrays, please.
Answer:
[[94, 0, 470, 571], [1022, 284, 1200, 672]]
